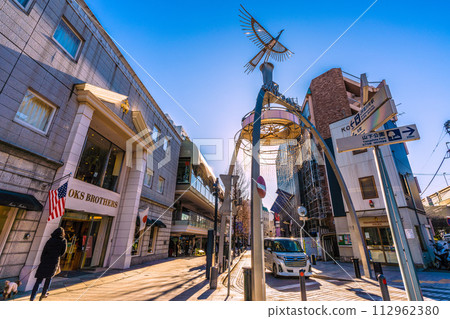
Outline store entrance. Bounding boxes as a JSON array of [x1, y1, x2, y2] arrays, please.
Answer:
[[60, 211, 112, 271]]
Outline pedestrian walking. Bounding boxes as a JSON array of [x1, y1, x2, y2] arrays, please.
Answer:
[[30, 227, 67, 301]]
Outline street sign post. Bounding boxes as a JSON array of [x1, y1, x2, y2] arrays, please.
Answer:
[[346, 74, 423, 301], [336, 124, 420, 153], [352, 99, 397, 136], [349, 85, 392, 133]]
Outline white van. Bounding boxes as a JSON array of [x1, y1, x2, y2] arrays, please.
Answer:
[[264, 238, 312, 278]]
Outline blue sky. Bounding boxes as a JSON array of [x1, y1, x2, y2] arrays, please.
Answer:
[[84, 0, 450, 204]]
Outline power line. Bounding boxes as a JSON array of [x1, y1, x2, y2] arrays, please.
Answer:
[[420, 154, 448, 195], [420, 126, 446, 171]]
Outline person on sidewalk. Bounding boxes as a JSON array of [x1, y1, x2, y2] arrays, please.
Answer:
[[30, 227, 67, 301]]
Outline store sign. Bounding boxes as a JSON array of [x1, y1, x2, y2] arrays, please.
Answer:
[[66, 179, 120, 216], [68, 189, 119, 208]]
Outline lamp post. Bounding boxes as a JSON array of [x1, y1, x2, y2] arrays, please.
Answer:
[[213, 178, 219, 262]]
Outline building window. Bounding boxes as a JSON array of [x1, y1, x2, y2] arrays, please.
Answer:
[[147, 226, 158, 254], [76, 128, 124, 192], [157, 177, 165, 194], [15, 90, 56, 134], [399, 173, 411, 196], [358, 176, 378, 199], [163, 138, 170, 152], [13, 0, 33, 11], [151, 125, 161, 142], [352, 149, 367, 155], [177, 158, 190, 183], [144, 166, 153, 187], [53, 18, 82, 59]]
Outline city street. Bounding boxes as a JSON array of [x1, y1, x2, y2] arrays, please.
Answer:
[[226, 251, 450, 301]]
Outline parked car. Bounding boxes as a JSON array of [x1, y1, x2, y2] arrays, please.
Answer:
[[264, 237, 312, 278]]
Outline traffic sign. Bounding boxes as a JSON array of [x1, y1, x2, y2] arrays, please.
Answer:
[[256, 176, 266, 198], [349, 85, 392, 133], [336, 124, 420, 153], [352, 99, 397, 136]]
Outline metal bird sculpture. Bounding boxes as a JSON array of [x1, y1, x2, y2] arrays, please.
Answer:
[[239, 5, 293, 73]]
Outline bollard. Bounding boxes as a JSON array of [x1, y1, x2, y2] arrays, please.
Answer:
[[373, 262, 383, 278], [243, 267, 252, 301], [377, 274, 390, 301], [351, 258, 361, 279], [210, 266, 218, 289], [299, 270, 307, 301], [206, 229, 214, 279], [311, 254, 316, 265]]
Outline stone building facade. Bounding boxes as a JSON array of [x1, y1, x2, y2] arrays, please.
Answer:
[[0, 0, 182, 291]]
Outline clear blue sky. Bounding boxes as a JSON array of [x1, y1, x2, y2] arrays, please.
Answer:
[[84, 0, 450, 204]]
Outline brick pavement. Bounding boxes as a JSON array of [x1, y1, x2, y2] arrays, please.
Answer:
[[222, 251, 440, 301], [10, 256, 218, 301]]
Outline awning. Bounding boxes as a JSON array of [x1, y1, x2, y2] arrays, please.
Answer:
[[0, 189, 43, 211], [146, 219, 167, 228]]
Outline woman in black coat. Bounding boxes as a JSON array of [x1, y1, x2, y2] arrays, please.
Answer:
[[30, 227, 67, 301]]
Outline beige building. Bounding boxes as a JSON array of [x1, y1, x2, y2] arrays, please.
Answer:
[[0, 0, 182, 291]]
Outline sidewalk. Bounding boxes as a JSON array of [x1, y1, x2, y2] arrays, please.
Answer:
[[9, 256, 219, 301], [312, 260, 450, 290]]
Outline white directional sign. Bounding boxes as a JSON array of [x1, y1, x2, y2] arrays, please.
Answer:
[[352, 99, 397, 136], [337, 124, 420, 153], [349, 85, 392, 133]]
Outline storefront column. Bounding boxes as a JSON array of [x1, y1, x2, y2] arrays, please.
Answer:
[[109, 152, 146, 269], [20, 103, 94, 291]]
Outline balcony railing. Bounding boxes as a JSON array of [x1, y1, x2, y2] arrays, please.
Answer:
[[190, 173, 215, 205], [173, 218, 214, 230]]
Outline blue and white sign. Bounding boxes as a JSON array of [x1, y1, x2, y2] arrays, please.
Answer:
[[349, 85, 392, 133], [336, 124, 420, 153]]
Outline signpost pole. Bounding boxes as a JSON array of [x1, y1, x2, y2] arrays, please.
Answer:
[[248, 63, 271, 301], [373, 145, 423, 300]]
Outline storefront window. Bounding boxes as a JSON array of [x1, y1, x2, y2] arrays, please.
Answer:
[[363, 226, 397, 264], [0, 207, 9, 235], [131, 223, 142, 256], [147, 227, 157, 254], [76, 128, 124, 192]]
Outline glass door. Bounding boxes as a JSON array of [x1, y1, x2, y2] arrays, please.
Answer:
[[363, 227, 386, 263]]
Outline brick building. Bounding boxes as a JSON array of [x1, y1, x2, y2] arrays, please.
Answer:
[[0, 0, 183, 291], [298, 68, 433, 266]]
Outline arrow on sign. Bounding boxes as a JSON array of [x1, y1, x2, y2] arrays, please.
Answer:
[[402, 126, 415, 136], [336, 124, 420, 153]]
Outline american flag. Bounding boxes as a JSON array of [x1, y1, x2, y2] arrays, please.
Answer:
[[48, 182, 68, 221]]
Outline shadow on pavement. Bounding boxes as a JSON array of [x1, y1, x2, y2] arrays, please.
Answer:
[[169, 280, 209, 301], [347, 287, 382, 301]]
